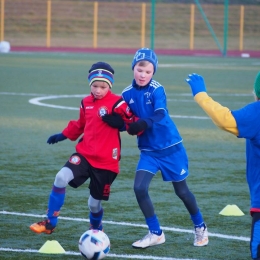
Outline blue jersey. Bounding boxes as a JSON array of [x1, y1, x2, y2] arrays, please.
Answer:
[[122, 79, 182, 151], [231, 101, 260, 209]]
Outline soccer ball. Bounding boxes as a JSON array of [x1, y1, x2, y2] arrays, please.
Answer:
[[79, 229, 110, 260]]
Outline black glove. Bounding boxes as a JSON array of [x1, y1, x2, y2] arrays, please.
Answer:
[[102, 112, 125, 129], [128, 120, 147, 135], [47, 133, 67, 144]]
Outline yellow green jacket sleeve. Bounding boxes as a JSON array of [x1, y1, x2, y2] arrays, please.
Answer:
[[194, 92, 239, 136]]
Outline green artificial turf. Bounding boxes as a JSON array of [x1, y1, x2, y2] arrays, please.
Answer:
[[0, 52, 259, 260]]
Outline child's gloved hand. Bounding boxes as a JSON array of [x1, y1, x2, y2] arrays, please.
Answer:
[[102, 112, 125, 129], [47, 133, 67, 144], [185, 73, 207, 96], [127, 120, 147, 135]]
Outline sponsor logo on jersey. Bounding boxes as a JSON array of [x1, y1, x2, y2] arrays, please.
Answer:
[[85, 106, 94, 109], [69, 155, 81, 165], [129, 98, 134, 104], [180, 169, 186, 175]]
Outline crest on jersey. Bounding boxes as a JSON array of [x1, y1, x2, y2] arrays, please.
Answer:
[[144, 92, 151, 98], [98, 106, 108, 117]]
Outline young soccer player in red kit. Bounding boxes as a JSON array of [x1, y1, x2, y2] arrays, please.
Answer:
[[30, 61, 136, 234]]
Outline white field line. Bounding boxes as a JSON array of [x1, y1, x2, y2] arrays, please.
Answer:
[[27, 95, 245, 119], [1, 210, 250, 242], [28, 95, 210, 119], [0, 92, 253, 97], [0, 92, 251, 116], [0, 210, 249, 259], [159, 63, 251, 69], [0, 92, 247, 120], [0, 248, 202, 260], [1, 213, 203, 260]]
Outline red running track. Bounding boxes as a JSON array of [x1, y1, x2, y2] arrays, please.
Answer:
[[9, 46, 260, 58]]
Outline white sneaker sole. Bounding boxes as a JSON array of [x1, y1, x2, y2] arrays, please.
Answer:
[[132, 232, 166, 249], [194, 238, 209, 247]]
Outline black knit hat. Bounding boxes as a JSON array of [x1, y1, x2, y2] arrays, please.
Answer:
[[88, 62, 115, 88], [89, 62, 114, 74]]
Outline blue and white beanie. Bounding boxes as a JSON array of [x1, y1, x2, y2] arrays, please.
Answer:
[[131, 48, 158, 74], [88, 62, 114, 88]]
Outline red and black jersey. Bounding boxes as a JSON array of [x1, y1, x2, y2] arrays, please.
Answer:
[[62, 90, 134, 173]]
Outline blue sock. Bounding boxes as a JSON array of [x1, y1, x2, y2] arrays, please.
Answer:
[[47, 185, 65, 227], [190, 209, 205, 228], [89, 208, 103, 230], [145, 214, 162, 235], [251, 220, 260, 258]]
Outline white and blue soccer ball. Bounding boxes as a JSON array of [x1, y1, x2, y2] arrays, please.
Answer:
[[79, 229, 110, 260]]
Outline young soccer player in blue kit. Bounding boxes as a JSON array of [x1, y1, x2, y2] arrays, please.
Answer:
[[186, 72, 260, 260], [105, 48, 209, 248]]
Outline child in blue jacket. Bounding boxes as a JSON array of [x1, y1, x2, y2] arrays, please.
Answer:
[[105, 48, 208, 248], [186, 72, 260, 260]]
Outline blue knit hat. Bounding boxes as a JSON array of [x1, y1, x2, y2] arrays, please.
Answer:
[[132, 48, 158, 74], [254, 71, 260, 98], [88, 62, 114, 88]]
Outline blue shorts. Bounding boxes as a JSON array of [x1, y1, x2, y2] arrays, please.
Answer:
[[136, 143, 189, 182]]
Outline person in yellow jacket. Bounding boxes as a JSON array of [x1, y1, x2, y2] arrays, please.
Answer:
[[185, 72, 260, 260]]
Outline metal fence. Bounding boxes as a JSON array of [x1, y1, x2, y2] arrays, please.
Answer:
[[0, 0, 259, 51]]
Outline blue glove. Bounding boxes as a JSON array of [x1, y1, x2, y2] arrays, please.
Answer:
[[47, 133, 67, 144], [185, 73, 207, 96]]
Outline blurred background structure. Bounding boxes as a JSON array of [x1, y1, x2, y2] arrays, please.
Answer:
[[0, 0, 259, 55]]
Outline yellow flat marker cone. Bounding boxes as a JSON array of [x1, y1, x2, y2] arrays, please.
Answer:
[[219, 204, 245, 216], [38, 240, 66, 254]]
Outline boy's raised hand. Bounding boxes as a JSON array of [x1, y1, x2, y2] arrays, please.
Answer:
[[185, 73, 207, 96]]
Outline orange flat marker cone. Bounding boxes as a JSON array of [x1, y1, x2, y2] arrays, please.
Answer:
[[38, 240, 66, 254], [219, 204, 244, 216]]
